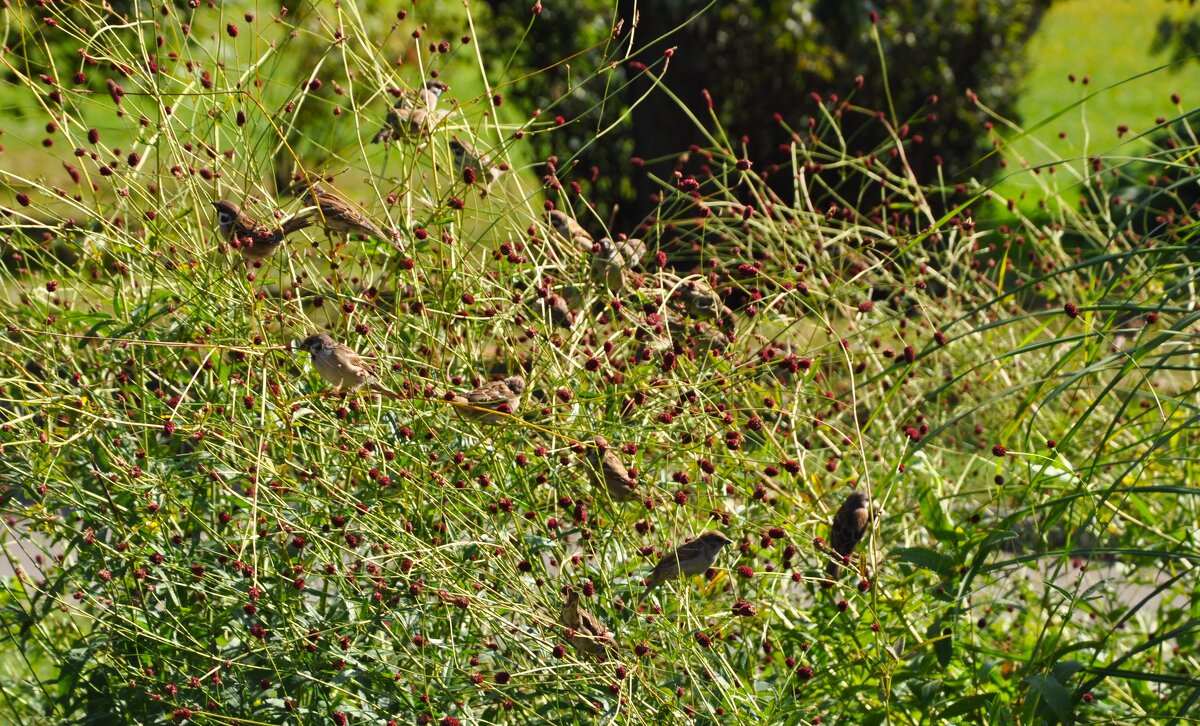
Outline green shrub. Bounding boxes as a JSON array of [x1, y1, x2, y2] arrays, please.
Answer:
[[0, 2, 1197, 724]]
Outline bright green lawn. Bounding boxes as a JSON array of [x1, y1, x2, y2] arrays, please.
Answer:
[[994, 0, 1200, 204]]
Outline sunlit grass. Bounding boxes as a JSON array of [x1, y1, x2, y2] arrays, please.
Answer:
[[0, 1, 1197, 724], [992, 0, 1200, 210]]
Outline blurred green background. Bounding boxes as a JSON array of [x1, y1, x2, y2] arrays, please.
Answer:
[[2, 0, 1196, 226]]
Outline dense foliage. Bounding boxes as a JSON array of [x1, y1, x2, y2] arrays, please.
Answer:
[[0, 1, 1198, 725], [488, 0, 1051, 229]]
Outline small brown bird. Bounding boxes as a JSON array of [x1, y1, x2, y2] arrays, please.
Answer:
[[449, 137, 503, 193], [451, 375, 525, 424], [212, 200, 312, 259], [590, 236, 647, 293], [614, 236, 647, 268], [826, 491, 871, 579], [371, 81, 450, 144], [528, 293, 575, 330], [559, 586, 618, 661], [678, 280, 732, 326], [296, 332, 399, 399], [587, 435, 637, 502], [547, 209, 594, 256], [663, 311, 731, 352], [299, 184, 390, 243], [640, 530, 732, 601]]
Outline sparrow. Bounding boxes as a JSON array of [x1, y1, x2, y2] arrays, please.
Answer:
[[640, 530, 732, 601], [371, 81, 450, 144], [299, 184, 390, 243], [590, 236, 646, 294], [678, 280, 732, 326], [212, 200, 312, 260], [826, 491, 871, 579], [586, 435, 637, 502], [296, 332, 399, 399], [662, 311, 730, 352], [547, 209, 594, 256], [559, 586, 618, 661], [527, 293, 575, 330], [450, 375, 525, 425], [449, 137, 503, 193]]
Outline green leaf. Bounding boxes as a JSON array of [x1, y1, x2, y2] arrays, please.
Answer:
[[919, 487, 958, 543], [1051, 659, 1086, 684], [940, 694, 995, 720], [1025, 673, 1073, 723], [913, 678, 943, 704], [894, 546, 955, 575], [927, 617, 954, 669]]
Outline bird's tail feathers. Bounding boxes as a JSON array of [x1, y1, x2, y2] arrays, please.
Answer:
[[281, 214, 315, 235], [636, 575, 660, 605], [368, 381, 402, 400]]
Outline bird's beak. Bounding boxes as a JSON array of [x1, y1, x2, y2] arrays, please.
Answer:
[[211, 202, 220, 210]]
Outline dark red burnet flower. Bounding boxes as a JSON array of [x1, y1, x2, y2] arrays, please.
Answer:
[[731, 598, 756, 617]]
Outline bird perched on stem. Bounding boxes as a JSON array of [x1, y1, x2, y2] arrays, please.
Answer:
[[590, 236, 646, 294], [587, 435, 638, 502], [449, 137, 503, 194], [296, 183, 392, 245], [211, 200, 312, 260], [662, 311, 730, 352], [678, 279, 734, 328], [296, 332, 400, 399], [547, 209, 594, 256], [558, 586, 618, 661], [371, 81, 450, 144], [826, 491, 871, 579], [527, 292, 575, 330], [450, 376, 525, 425], [640, 530, 732, 602]]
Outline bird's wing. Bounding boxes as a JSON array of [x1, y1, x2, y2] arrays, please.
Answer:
[[602, 449, 631, 480], [466, 383, 510, 404]]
